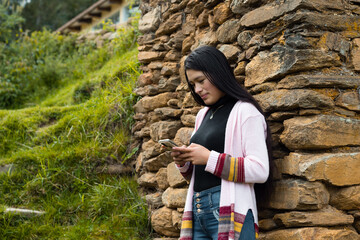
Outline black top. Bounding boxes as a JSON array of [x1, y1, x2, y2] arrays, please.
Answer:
[[190, 95, 237, 192]]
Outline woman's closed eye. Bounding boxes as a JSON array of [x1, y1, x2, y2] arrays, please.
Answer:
[[195, 79, 205, 86]]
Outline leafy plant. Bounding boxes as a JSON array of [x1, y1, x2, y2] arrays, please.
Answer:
[[0, 3, 23, 43]]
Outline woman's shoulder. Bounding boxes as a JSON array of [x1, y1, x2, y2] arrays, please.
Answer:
[[233, 101, 263, 118], [230, 101, 266, 127]]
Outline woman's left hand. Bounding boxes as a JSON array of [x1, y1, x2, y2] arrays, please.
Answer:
[[172, 143, 210, 165]]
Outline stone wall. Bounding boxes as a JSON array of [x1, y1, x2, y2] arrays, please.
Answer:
[[133, 0, 360, 239]]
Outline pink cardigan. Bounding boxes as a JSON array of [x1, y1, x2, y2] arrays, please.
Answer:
[[177, 101, 269, 240]]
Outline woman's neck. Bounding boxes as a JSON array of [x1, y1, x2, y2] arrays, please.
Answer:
[[209, 95, 233, 108]]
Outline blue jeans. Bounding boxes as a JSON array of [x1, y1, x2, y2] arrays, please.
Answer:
[[239, 209, 255, 240], [192, 185, 221, 240], [192, 186, 256, 240]]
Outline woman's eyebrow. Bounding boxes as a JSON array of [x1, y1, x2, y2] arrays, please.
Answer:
[[192, 75, 205, 81]]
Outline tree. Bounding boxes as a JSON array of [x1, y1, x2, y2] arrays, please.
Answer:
[[0, 3, 24, 43], [21, 0, 98, 32], [1, 0, 25, 14]]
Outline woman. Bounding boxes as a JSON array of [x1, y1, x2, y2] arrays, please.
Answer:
[[171, 45, 272, 240]]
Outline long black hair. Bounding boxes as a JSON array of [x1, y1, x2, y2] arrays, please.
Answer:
[[184, 45, 273, 207]]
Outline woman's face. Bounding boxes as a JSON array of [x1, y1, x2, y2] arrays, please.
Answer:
[[186, 69, 225, 105]]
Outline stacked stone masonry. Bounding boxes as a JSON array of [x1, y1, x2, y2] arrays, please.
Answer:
[[134, 0, 360, 239]]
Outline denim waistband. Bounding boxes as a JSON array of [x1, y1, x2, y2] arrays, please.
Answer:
[[193, 185, 221, 198], [193, 185, 221, 214]]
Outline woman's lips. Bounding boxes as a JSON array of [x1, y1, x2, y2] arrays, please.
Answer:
[[200, 94, 208, 99]]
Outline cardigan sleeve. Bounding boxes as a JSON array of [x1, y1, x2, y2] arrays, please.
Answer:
[[175, 162, 193, 182], [205, 115, 269, 183]]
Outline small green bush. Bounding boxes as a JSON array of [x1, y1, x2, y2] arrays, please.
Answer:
[[0, 4, 24, 44], [0, 81, 20, 107], [73, 81, 96, 104]]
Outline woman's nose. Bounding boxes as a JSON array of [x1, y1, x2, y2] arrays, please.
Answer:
[[194, 84, 202, 94]]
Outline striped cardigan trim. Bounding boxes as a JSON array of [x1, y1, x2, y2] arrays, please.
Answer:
[[182, 163, 193, 178], [179, 206, 259, 239], [219, 205, 259, 239], [215, 154, 245, 182], [177, 162, 193, 182], [179, 211, 192, 240]]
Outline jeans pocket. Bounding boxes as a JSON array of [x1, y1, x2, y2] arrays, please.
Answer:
[[212, 208, 219, 221]]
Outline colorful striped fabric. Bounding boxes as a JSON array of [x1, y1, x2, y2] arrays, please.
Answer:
[[177, 162, 193, 182], [179, 211, 192, 240], [214, 154, 245, 183], [179, 205, 259, 239], [218, 205, 259, 239]]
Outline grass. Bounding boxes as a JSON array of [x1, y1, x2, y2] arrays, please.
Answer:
[[0, 24, 152, 239], [0, 177, 150, 239]]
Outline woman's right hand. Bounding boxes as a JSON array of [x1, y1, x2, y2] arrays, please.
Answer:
[[171, 143, 210, 165], [171, 145, 187, 167]]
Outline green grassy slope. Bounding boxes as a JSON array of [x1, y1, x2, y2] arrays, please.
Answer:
[[0, 24, 151, 239]]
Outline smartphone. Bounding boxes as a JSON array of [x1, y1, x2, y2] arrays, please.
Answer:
[[159, 139, 178, 149]]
